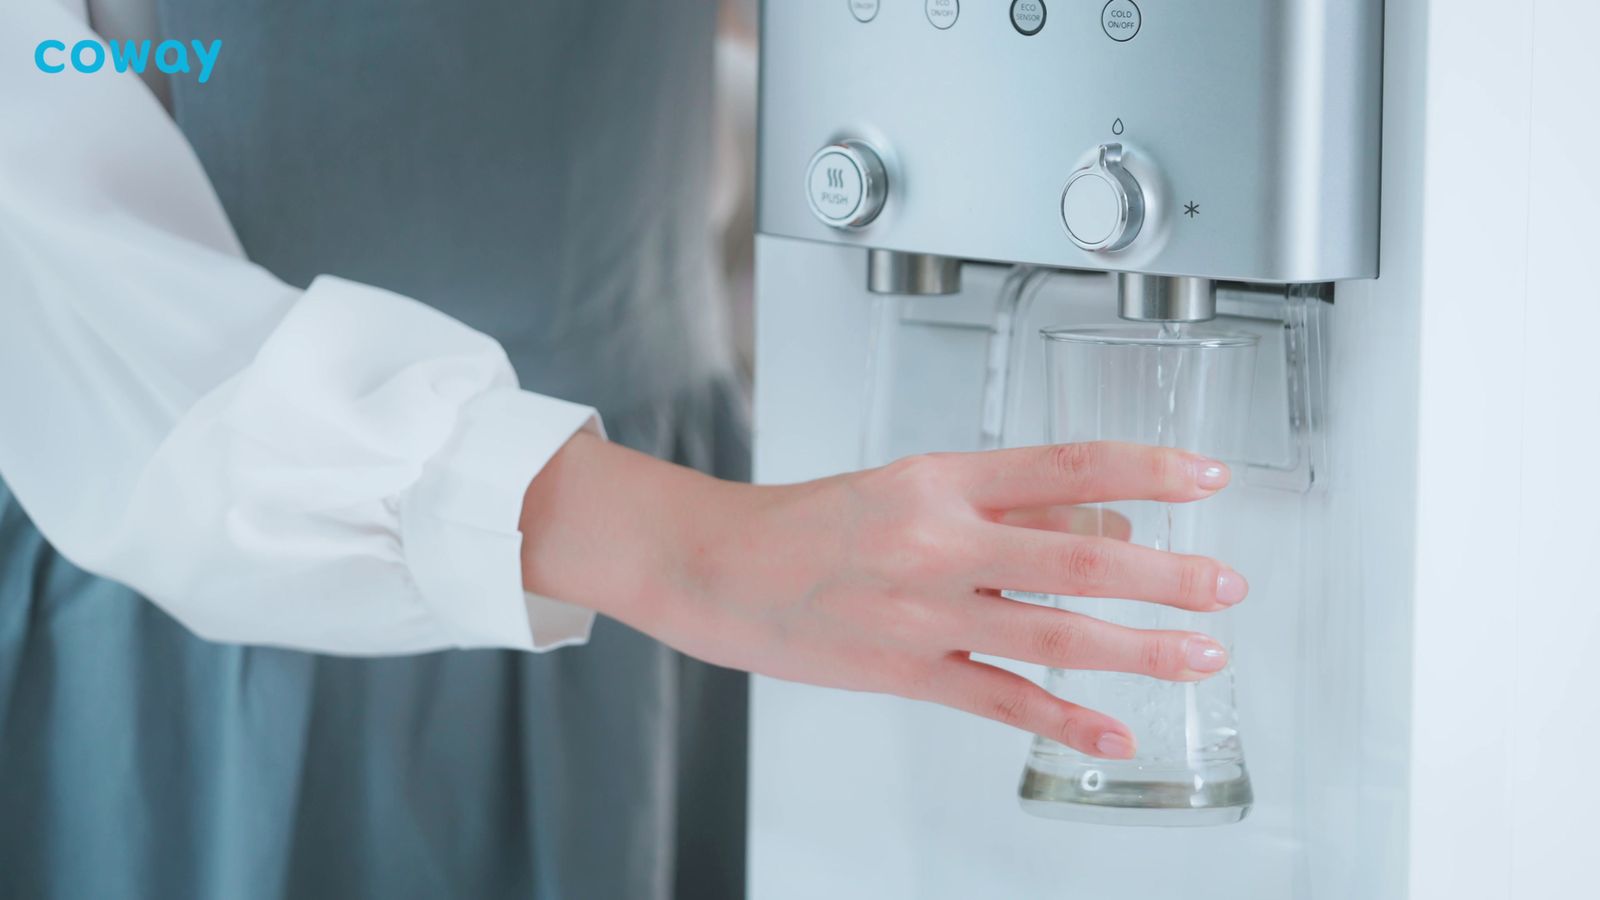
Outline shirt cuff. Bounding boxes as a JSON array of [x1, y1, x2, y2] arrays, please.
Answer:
[[401, 387, 602, 651]]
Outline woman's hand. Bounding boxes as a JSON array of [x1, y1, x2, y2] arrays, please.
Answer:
[[520, 434, 1246, 760]]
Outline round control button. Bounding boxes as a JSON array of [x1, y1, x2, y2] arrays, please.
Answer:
[[1102, 0, 1141, 42], [1060, 143, 1145, 252], [848, 0, 880, 23], [808, 153, 864, 222], [805, 140, 888, 229], [1011, 0, 1046, 36], [1062, 175, 1121, 246], [926, 0, 959, 30]]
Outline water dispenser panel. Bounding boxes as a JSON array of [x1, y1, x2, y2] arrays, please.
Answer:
[[758, 0, 1383, 283]]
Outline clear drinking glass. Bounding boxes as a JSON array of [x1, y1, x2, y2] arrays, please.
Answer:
[[1017, 323, 1260, 826]]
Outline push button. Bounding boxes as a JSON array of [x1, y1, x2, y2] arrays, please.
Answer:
[[808, 152, 865, 223], [1011, 0, 1046, 36], [805, 140, 888, 229]]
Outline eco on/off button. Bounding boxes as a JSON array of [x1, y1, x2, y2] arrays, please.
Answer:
[[1102, 0, 1141, 41], [926, 0, 959, 30]]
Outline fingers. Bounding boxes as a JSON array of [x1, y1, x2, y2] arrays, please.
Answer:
[[918, 655, 1135, 759], [996, 505, 1132, 541], [959, 442, 1230, 511], [958, 599, 1228, 681], [975, 526, 1249, 611]]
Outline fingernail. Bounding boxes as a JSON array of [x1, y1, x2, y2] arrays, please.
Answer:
[[1184, 638, 1229, 673], [1216, 569, 1249, 606], [1195, 459, 1230, 490], [1095, 732, 1135, 759]]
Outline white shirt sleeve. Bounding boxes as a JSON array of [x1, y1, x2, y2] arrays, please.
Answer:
[[0, 1, 599, 654]]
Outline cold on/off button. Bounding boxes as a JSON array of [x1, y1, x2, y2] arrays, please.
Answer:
[[1102, 0, 1141, 42]]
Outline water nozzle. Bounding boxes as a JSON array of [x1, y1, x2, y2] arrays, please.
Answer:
[[1117, 274, 1217, 323], [868, 250, 962, 296]]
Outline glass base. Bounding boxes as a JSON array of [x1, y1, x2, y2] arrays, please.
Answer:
[[1017, 758, 1253, 827]]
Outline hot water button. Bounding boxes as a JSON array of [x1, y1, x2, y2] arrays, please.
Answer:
[[805, 140, 888, 229]]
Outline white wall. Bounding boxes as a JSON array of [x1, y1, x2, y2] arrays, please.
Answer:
[[1404, 1, 1600, 897]]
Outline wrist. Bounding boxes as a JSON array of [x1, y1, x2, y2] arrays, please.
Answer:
[[517, 431, 727, 632]]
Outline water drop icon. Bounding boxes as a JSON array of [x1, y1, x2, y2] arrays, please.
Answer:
[[1112, 118, 1125, 135]]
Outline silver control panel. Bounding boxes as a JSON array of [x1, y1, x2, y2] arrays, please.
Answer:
[[758, 0, 1384, 283]]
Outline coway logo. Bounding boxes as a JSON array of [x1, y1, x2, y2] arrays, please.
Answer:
[[35, 39, 222, 84]]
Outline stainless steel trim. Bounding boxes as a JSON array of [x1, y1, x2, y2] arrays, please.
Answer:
[[1117, 273, 1216, 322], [867, 250, 962, 295]]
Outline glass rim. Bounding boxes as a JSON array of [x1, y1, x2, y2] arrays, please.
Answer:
[[1040, 324, 1260, 349]]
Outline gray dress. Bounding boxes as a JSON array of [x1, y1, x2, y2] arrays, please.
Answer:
[[0, 1, 749, 897]]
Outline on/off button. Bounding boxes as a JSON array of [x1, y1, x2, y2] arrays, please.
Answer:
[[848, 0, 880, 23], [1102, 0, 1141, 41], [926, 0, 959, 30]]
